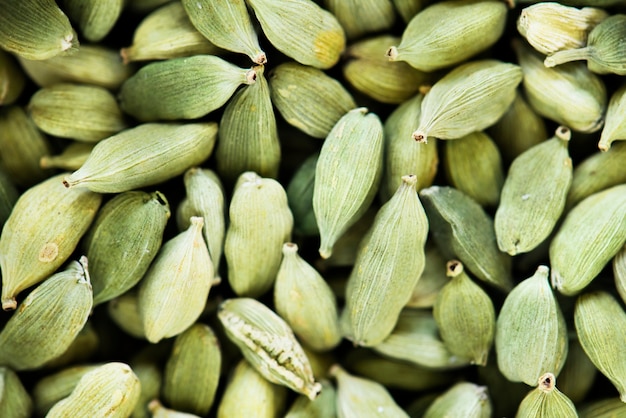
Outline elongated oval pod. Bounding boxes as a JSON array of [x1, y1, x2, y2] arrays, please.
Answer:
[[0, 258, 92, 370], [599, 83, 626, 151], [218, 298, 322, 400], [63, 122, 218, 193], [495, 126, 573, 255], [406, 243, 448, 308], [46, 362, 141, 418], [63, 0, 123, 42], [182, 0, 265, 64], [285, 379, 336, 418], [516, 373, 577, 418], [330, 365, 408, 418], [130, 359, 162, 418], [33, 365, 100, 416], [0, 168, 19, 230], [0, 366, 33, 417], [579, 398, 626, 418], [225, 172, 293, 297], [274, 243, 341, 351], [121, 2, 220, 63], [616, 245, 626, 305], [0, 0, 77, 60], [412, 60, 522, 141], [424, 382, 492, 418], [40, 142, 95, 171], [44, 321, 99, 369], [215, 65, 280, 183], [0, 174, 101, 310], [286, 152, 319, 237], [343, 174, 428, 346], [393, 0, 425, 23], [557, 334, 597, 403], [324, 0, 395, 40], [107, 291, 145, 340], [138, 217, 215, 343], [387, 0, 507, 72], [0, 50, 26, 106], [269, 62, 356, 138], [314, 107, 384, 259], [550, 184, 626, 296], [496, 266, 568, 386], [575, 291, 626, 402], [84, 191, 170, 306], [119, 56, 255, 121]]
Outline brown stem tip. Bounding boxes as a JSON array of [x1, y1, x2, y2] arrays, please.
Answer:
[[412, 131, 428, 143]]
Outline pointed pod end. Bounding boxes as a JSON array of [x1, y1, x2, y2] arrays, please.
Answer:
[[412, 130, 428, 143], [401, 174, 418, 188], [538, 373, 556, 393], [319, 247, 332, 259], [2, 298, 16, 311], [446, 260, 464, 277], [62, 176, 74, 188], [253, 51, 267, 65], [555, 126, 571, 142], [282, 242, 298, 255], [386, 46, 399, 61], [304, 381, 323, 401], [245, 68, 258, 85], [543, 56, 557, 68], [598, 140, 610, 152]]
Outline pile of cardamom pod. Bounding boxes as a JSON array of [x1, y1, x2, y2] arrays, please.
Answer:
[[1, 0, 626, 416]]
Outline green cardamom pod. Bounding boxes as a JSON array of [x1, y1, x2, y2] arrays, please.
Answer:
[[495, 126, 573, 255], [0, 174, 101, 309], [129, 356, 162, 418], [84, 191, 170, 306], [33, 365, 100, 416], [0, 366, 33, 418], [496, 266, 568, 386], [557, 334, 597, 403], [579, 397, 626, 418], [550, 184, 626, 296], [40, 142, 95, 171], [63, 122, 218, 193], [314, 107, 384, 259], [218, 298, 322, 400], [516, 373, 578, 418], [599, 83, 626, 151], [285, 380, 336, 417], [43, 321, 99, 369], [387, 0, 507, 72], [615, 245, 626, 305], [406, 243, 448, 308], [0, 257, 93, 370], [182, 0, 265, 64], [62, 0, 123, 42], [138, 217, 214, 343], [245, 0, 345, 69], [108, 291, 145, 340], [323, 0, 395, 40], [424, 382, 492, 418], [149, 401, 202, 418], [286, 152, 319, 237], [0, 50, 26, 105], [412, 60, 522, 141], [392, 0, 425, 23], [0, 167, 19, 230], [269, 62, 356, 138], [575, 291, 626, 402]]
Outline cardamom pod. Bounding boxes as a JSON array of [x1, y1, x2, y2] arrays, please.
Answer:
[[129, 356, 162, 418], [40, 142, 94, 171], [578, 397, 626, 418], [285, 380, 336, 418], [63, 0, 123, 42], [323, 0, 395, 39], [557, 334, 597, 403], [0, 167, 19, 230], [43, 321, 99, 369], [424, 382, 492, 418], [516, 373, 578, 418], [406, 243, 448, 308], [108, 291, 145, 340], [615, 245, 626, 305], [149, 401, 202, 418], [0, 366, 33, 418], [0, 50, 25, 105], [33, 365, 100, 416], [392, 0, 424, 23], [286, 152, 319, 236], [599, 83, 626, 151]]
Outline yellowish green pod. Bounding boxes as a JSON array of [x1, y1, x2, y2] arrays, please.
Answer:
[[424, 382, 492, 418], [599, 83, 626, 151], [0, 50, 25, 105], [557, 335, 597, 403], [579, 397, 626, 418], [314, 107, 384, 259], [43, 321, 99, 369], [0, 366, 33, 417], [0, 258, 93, 370], [324, 0, 395, 40], [108, 291, 145, 340], [0, 168, 19, 230], [615, 245, 626, 305], [406, 243, 448, 308], [33, 364, 100, 416], [63, 122, 218, 193], [392, 0, 426, 23], [130, 360, 162, 418], [516, 373, 577, 418], [343, 174, 428, 346], [285, 380, 336, 418], [387, 0, 507, 72], [286, 152, 319, 237], [149, 401, 202, 418], [40, 142, 95, 171], [62, 0, 124, 42]]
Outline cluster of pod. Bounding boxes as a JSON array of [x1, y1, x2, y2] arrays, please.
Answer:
[[0, 0, 626, 416]]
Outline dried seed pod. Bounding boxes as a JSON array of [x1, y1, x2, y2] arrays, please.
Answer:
[[516, 373, 578, 418], [392, 0, 425, 23], [218, 298, 322, 400], [0, 258, 93, 370], [323, 0, 395, 39], [314, 108, 384, 259], [557, 335, 597, 403], [43, 322, 99, 369], [245, 0, 345, 69], [130, 358, 162, 418], [149, 401, 202, 418], [62, 0, 124, 42], [0, 168, 19, 230], [387, 0, 507, 72], [599, 83, 626, 151], [550, 184, 626, 296], [270, 62, 356, 138], [285, 380, 336, 418], [63, 123, 218, 193], [286, 152, 319, 237], [496, 266, 568, 386], [33, 365, 100, 416], [575, 291, 626, 402], [578, 397, 626, 418], [615, 245, 626, 305], [0, 50, 26, 105], [108, 291, 145, 340], [0, 367, 33, 417], [412, 60, 522, 141], [424, 382, 492, 418], [495, 126, 573, 255], [40, 142, 95, 171], [406, 243, 448, 309], [182, 0, 265, 64]]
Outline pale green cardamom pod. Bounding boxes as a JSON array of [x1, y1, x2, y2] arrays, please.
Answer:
[[344, 35, 432, 104], [63, 122, 218, 193], [0, 0, 77, 60], [285, 380, 336, 418], [33, 365, 100, 416], [392, 0, 425, 23], [218, 298, 322, 400], [372, 308, 471, 370], [496, 266, 568, 386], [575, 291, 626, 402], [216, 65, 281, 183], [406, 243, 448, 308], [419, 186, 513, 291], [314, 107, 384, 259], [84, 191, 170, 306], [46, 362, 141, 418], [330, 364, 409, 418], [433, 260, 496, 366], [182, 0, 265, 64], [0, 366, 33, 417], [63, 0, 124, 42], [216, 359, 287, 418], [274, 243, 341, 351], [513, 39, 606, 133], [0, 174, 101, 310], [477, 356, 531, 417], [550, 184, 626, 296], [29, 83, 127, 142], [557, 334, 597, 403], [380, 93, 438, 202], [343, 174, 428, 346], [286, 152, 319, 237], [43, 322, 99, 369], [138, 217, 214, 343], [225, 172, 293, 297], [129, 357, 162, 418], [0, 50, 26, 105], [0, 257, 93, 370], [163, 324, 221, 416], [599, 83, 626, 151], [516, 373, 578, 418], [615, 245, 626, 305], [323, 0, 395, 40], [444, 130, 504, 207], [269, 62, 356, 138], [18, 44, 132, 90], [121, 2, 220, 63], [412, 60, 522, 141], [149, 400, 202, 418], [578, 397, 626, 418], [119, 55, 255, 121], [0, 167, 19, 230], [495, 126, 573, 255], [40, 142, 95, 171], [424, 382, 492, 418], [108, 291, 145, 340], [387, 0, 507, 72]]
